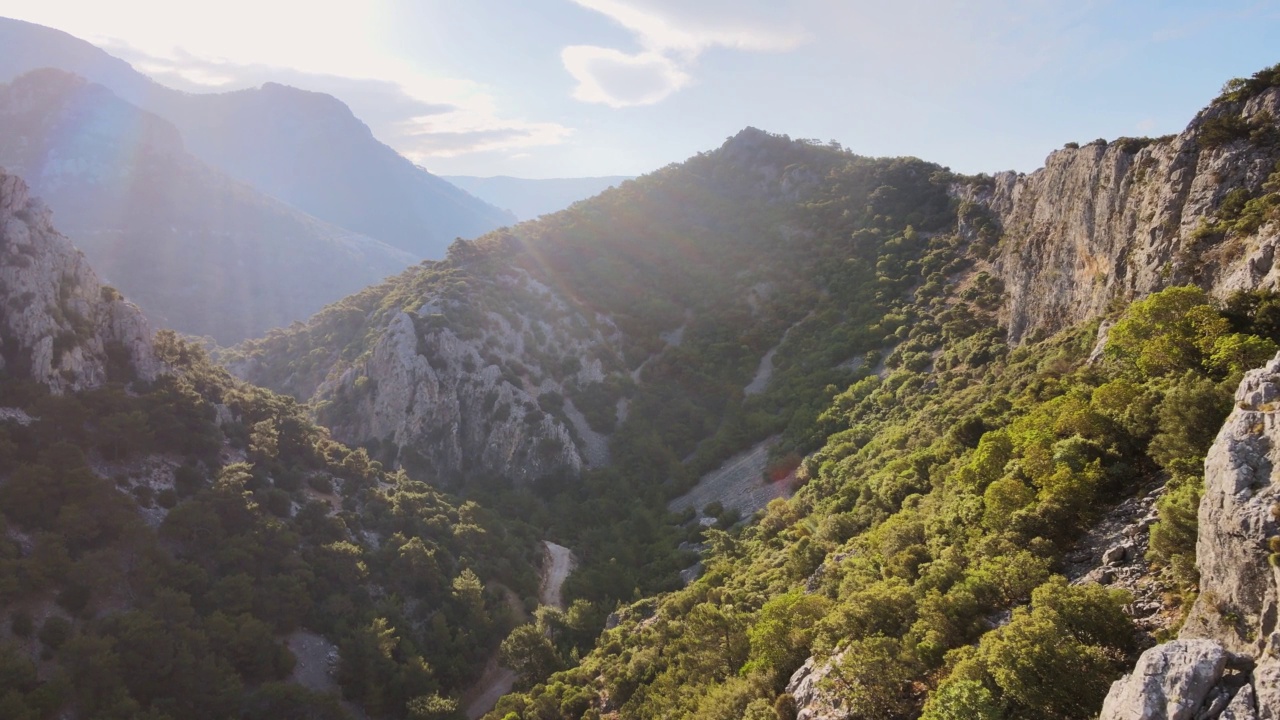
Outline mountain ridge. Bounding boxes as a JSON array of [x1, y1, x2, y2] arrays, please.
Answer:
[[0, 16, 515, 258], [0, 68, 418, 344], [225, 65, 1280, 720]]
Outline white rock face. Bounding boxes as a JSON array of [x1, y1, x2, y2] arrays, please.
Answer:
[[312, 268, 624, 483], [1099, 640, 1231, 720], [0, 168, 158, 392], [785, 655, 849, 720], [1102, 353, 1280, 720], [1180, 353, 1280, 655], [966, 87, 1280, 343]]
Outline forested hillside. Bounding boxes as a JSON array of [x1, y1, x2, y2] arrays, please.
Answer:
[[230, 65, 1280, 719], [1, 39, 1278, 718], [0, 168, 540, 719]]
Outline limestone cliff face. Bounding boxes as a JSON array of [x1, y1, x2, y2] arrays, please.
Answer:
[[967, 86, 1280, 342], [270, 266, 625, 484], [1101, 354, 1280, 720], [0, 168, 158, 392]]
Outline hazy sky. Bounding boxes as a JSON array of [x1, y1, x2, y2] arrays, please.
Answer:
[[2, 0, 1278, 178]]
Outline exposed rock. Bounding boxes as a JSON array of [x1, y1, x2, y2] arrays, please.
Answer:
[[785, 655, 849, 720], [963, 87, 1280, 343], [1181, 354, 1280, 655], [1104, 353, 1280, 719], [0, 406, 33, 425], [1222, 682, 1257, 720], [1099, 640, 1230, 720], [299, 267, 626, 484], [1105, 543, 1133, 566], [678, 562, 703, 586], [1068, 481, 1173, 640], [0, 167, 158, 392], [668, 435, 791, 521]]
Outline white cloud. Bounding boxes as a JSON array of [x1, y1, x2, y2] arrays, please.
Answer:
[[563, 0, 806, 107], [569, 0, 806, 55], [562, 46, 690, 107]]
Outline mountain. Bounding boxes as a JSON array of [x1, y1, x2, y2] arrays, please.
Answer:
[[153, 84, 517, 257], [0, 16, 516, 257], [229, 127, 956, 485], [0, 68, 418, 344], [440, 175, 633, 221], [0, 166, 541, 719], [228, 65, 1280, 720]]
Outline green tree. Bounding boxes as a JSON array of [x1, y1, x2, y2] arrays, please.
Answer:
[[1106, 286, 1228, 377], [499, 624, 562, 689]]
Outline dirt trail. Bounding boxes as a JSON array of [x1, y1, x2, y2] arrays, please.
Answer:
[[463, 541, 576, 720], [540, 541, 575, 608], [744, 312, 814, 396]]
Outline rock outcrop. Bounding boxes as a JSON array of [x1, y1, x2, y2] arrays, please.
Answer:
[[1100, 640, 1251, 720], [966, 86, 1280, 343], [0, 167, 158, 392], [1101, 354, 1280, 719], [270, 266, 626, 484], [785, 655, 849, 720]]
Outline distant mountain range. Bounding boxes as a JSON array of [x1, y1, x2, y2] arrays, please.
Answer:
[[0, 16, 515, 259], [0, 69, 418, 344], [441, 175, 633, 220]]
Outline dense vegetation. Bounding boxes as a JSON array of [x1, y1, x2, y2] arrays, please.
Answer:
[[0, 332, 540, 719], [227, 131, 968, 617], [205, 74, 1280, 718], [486, 282, 1280, 720]]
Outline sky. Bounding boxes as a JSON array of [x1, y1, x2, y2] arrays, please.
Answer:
[[1, 0, 1278, 179]]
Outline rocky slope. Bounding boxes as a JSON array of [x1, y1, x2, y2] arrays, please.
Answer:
[[0, 16, 515, 258], [304, 266, 623, 483], [968, 84, 1280, 343], [0, 69, 416, 343], [0, 167, 158, 392], [1100, 354, 1280, 719], [229, 128, 903, 485]]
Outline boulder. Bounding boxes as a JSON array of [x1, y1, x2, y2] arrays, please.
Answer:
[[1099, 640, 1228, 720]]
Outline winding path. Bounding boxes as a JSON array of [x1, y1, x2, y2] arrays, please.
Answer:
[[463, 541, 575, 720]]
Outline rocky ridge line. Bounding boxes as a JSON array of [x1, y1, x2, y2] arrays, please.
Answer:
[[967, 86, 1280, 343], [0, 167, 157, 392]]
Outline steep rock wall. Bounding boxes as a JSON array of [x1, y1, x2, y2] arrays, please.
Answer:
[[0, 168, 158, 392], [967, 87, 1280, 342], [1102, 354, 1280, 719], [306, 268, 624, 484]]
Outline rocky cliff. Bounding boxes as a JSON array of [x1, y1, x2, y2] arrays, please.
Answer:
[[230, 252, 629, 481], [302, 265, 623, 483], [0, 168, 158, 392], [1100, 354, 1280, 719], [968, 85, 1280, 343]]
